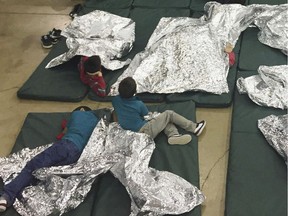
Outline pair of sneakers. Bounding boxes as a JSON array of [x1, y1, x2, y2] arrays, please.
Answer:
[[41, 28, 62, 49], [168, 120, 206, 145]]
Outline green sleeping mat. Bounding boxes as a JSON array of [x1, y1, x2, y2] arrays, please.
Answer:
[[190, 0, 248, 12], [17, 40, 89, 102], [189, 0, 213, 12], [78, 7, 130, 17], [133, 0, 190, 8], [84, 0, 133, 9], [238, 27, 287, 71], [249, 0, 286, 4], [17, 7, 130, 103], [232, 71, 287, 132], [0, 101, 201, 216], [224, 71, 287, 216]]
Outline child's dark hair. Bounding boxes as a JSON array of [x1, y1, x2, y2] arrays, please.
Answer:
[[118, 77, 137, 98], [73, 106, 92, 111], [84, 56, 101, 73]]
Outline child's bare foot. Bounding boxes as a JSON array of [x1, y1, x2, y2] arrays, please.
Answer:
[[224, 43, 234, 53]]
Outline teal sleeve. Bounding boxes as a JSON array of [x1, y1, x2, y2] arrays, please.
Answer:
[[140, 102, 149, 117]]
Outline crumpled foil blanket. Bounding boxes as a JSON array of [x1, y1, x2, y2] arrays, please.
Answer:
[[45, 10, 135, 70], [0, 119, 204, 216], [258, 114, 288, 164], [237, 65, 288, 109], [254, 4, 288, 55], [109, 2, 278, 96]]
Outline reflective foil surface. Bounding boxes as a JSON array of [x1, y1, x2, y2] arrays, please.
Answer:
[[237, 65, 288, 109], [109, 3, 272, 96], [46, 10, 135, 70], [258, 114, 288, 163], [254, 4, 288, 54], [1, 120, 204, 215]]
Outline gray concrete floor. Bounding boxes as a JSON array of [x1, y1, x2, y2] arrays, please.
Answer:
[[0, 1, 232, 215]]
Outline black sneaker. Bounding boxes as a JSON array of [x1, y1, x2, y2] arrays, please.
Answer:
[[194, 120, 206, 136], [69, 4, 83, 18], [41, 35, 53, 48], [49, 28, 61, 39], [51, 37, 59, 45]]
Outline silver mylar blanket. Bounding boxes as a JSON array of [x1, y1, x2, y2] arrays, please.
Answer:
[[0, 119, 204, 216], [258, 114, 288, 164], [237, 65, 288, 109], [109, 3, 288, 96], [254, 4, 288, 55], [109, 2, 276, 96], [45, 10, 135, 70]]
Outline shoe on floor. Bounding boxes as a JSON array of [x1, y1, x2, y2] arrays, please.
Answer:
[[49, 28, 61, 39], [41, 35, 53, 48], [168, 134, 192, 145], [194, 120, 206, 136], [0, 196, 7, 212], [69, 4, 83, 18]]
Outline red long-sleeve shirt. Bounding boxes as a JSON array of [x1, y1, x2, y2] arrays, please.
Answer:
[[78, 56, 107, 97]]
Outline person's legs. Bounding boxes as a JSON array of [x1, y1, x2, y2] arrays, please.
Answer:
[[140, 112, 180, 139], [162, 110, 197, 133], [1, 140, 80, 208], [163, 110, 206, 136], [139, 110, 199, 144]]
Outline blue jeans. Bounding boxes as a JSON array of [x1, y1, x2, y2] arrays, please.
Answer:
[[2, 139, 81, 206]]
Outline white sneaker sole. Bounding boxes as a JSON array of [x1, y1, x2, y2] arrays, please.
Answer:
[[168, 134, 192, 145], [42, 44, 53, 49], [195, 121, 206, 136], [0, 201, 7, 212]]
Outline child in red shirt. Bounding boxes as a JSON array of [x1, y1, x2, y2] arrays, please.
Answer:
[[78, 55, 107, 97]]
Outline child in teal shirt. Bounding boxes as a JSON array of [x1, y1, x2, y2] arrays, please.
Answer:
[[112, 77, 206, 145]]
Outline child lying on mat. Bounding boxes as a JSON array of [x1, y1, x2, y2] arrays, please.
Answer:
[[78, 55, 107, 97], [112, 77, 206, 145], [0, 106, 99, 212]]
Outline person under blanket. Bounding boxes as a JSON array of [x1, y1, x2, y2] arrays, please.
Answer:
[[112, 77, 206, 145], [0, 106, 99, 212], [78, 55, 107, 97]]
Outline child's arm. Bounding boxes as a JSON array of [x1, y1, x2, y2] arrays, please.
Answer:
[[56, 119, 68, 140], [89, 74, 107, 97], [140, 102, 149, 117], [78, 56, 89, 84], [112, 110, 118, 122]]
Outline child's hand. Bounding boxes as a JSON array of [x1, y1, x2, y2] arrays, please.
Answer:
[[95, 71, 102, 77], [56, 119, 68, 140], [61, 119, 68, 129], [56, 132, 65, 140]]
